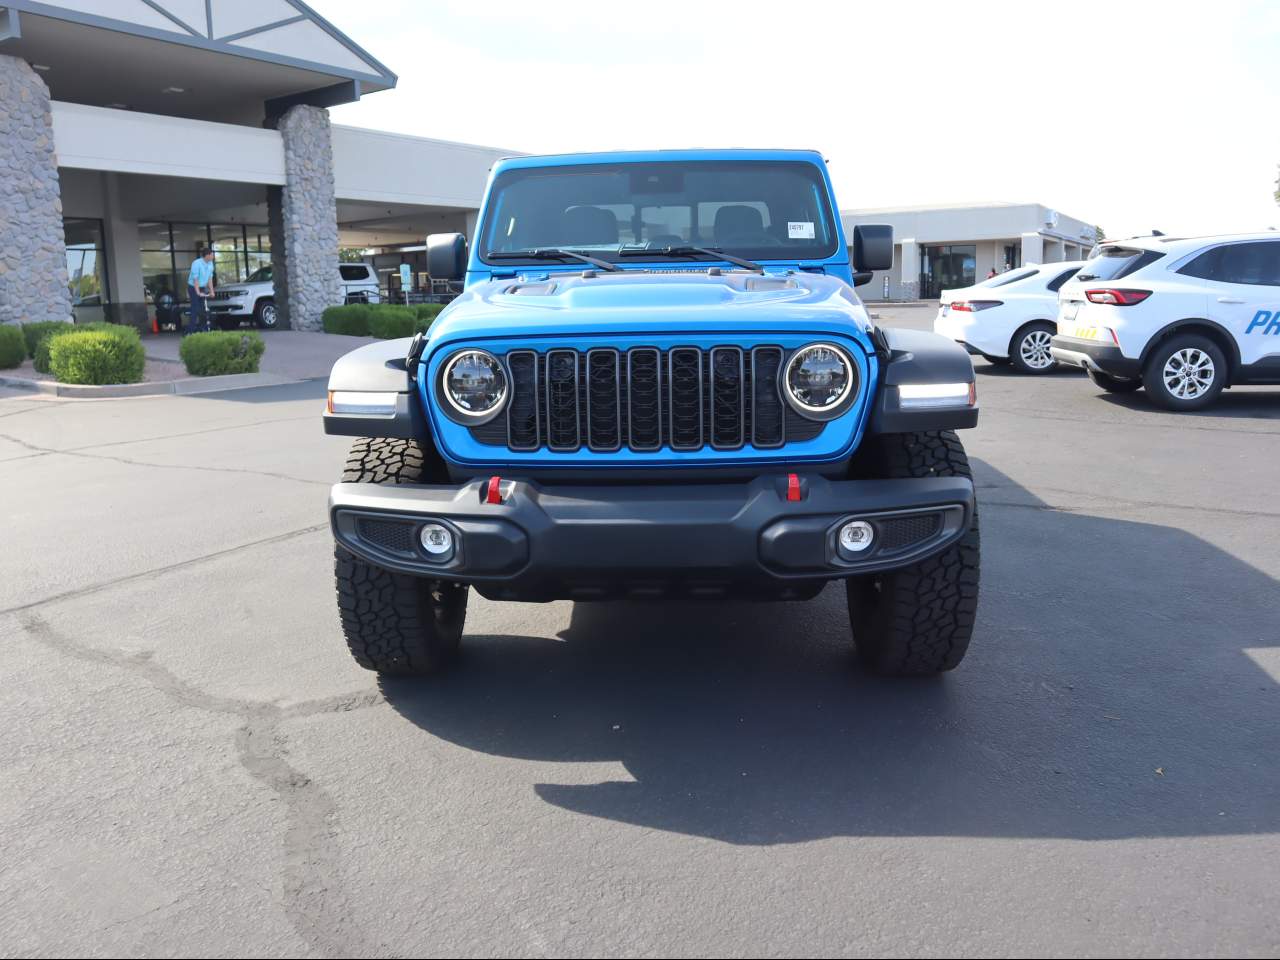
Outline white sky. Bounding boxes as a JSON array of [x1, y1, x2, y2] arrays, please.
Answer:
[[313, 0, 1280, 239]]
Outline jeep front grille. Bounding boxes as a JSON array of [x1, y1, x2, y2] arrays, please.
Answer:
[[468, 345, 829, 453]]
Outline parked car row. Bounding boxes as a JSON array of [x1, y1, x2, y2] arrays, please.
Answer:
[[933, 231, 1280, 410]]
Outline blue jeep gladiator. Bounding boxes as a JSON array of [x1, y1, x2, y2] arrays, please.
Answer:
[[323, 149, 980, 677]]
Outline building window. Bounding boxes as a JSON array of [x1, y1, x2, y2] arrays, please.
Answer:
[[137, 222, 271, 305], [919, 244, 976, 299], [64, 218, 109, 319]]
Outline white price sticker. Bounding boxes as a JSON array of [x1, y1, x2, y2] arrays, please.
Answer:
[[787, 221, 816, 240]]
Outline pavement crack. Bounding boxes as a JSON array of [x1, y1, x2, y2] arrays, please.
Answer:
[[0, 523, 329, 617], [18, 612, 386, 956]]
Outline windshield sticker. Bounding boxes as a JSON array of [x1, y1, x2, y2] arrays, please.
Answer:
[[788, 221, 816, 240]]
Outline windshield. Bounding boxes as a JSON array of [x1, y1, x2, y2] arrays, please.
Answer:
[[246, 265, 272, 283], [479, 160, 839, 265]]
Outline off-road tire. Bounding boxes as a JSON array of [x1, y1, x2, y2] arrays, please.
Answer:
[[1141, 333, 1227, 411], [334, 438, 468, 676], [846, 431, 980, 676], [1086, 367, 1142, 394]]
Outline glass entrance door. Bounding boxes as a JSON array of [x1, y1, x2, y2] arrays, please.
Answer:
[[919, 244, 976, 298]]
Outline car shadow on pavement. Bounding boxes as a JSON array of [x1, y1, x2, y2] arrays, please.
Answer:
[[380, 460, 1279, 844], [1092, 388, 1280, 420]]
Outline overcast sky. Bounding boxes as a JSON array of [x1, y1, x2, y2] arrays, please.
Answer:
[[311, 0, 1279, 240]]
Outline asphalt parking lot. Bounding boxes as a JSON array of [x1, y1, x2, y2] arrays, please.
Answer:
[[2, 307, 1278, 957]]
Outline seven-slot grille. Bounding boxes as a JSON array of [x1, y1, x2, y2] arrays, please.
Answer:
[[478, 346, 828, 453]]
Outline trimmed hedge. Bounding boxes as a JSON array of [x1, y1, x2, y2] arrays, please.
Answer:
[[20, 320, 71, 358], [48, 327, 145, 385], [179, 330, 266, 376], [34, 322, 137, 374], [0, 325, 26, 369], [322, 302, 448, 338]]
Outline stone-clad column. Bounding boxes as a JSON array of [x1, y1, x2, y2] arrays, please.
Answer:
[[266, 105, 341, 331], [0, 54, 72, 326]]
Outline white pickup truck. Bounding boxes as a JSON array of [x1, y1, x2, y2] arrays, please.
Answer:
[[209, 263, 381, 328]]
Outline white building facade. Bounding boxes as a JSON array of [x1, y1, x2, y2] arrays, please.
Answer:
[[841, 202, 1098, 301], [0, 0, 512, 330]]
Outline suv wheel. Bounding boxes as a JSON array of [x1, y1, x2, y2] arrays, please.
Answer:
[[334, 438, 468, 676], [1009, 322, 1057, 374], [254, 299, 278, 329], [1142, 334, 1226, 411], [1086, 367, 1142, 394], [846, 431, 980, 676]]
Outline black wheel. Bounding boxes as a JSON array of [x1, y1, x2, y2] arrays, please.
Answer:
[[846, 431, 981, 676], [254, 299, 279, 329], [334, 438, 468, 676], [1008, 322, 1057, 374], [1141, 334, 1227, 411], [1086, 367, 1142, 394]]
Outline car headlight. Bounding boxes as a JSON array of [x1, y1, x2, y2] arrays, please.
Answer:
[[440, 349, 507, 422], [783, 343, 856, 419]]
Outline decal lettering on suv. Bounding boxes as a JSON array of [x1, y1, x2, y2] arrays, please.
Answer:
[[1245, 310, 1280, 335]]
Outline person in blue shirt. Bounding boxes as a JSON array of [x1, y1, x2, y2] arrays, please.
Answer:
[[186, 248, 216, 335]]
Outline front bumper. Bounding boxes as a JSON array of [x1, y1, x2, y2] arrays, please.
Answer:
[[209, 299, 252, 316], [1049, 335, 1141, 378], [329, 473, 974, 602]]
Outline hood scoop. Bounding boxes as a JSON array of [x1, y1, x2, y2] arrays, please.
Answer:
[[503, 280, 559, 297]]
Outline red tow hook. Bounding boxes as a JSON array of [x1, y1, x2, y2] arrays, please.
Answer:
[[786, 473, 802, 502], [485, 476, 504, 504]]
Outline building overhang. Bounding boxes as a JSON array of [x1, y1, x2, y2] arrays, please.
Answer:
[[0, 2, 395, 123]]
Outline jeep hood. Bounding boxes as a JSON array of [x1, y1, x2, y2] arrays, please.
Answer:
[[425, 269, 875, 350]]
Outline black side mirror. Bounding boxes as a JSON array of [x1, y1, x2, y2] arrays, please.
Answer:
[[426, 233, 467, 282], [851, 271, 873, 287], [852, 224, 893, 272]]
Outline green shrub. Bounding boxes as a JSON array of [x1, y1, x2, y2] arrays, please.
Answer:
[[34, 321, 136, 373], [367, 308, 417, 340], [48, 327, 145, 385], [413, 303, 446, 333], [178, 330, 266, 376], [322, 304, 373, 336], [20, 320, 71, 358], [0, 325, 26, 369]]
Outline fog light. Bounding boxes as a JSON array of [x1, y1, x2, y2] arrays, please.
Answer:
[[838, 520, 875, 554], [419, 523, 453, 557]]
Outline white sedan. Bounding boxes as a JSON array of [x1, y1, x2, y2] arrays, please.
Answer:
[[933, 261, 1085, 373]]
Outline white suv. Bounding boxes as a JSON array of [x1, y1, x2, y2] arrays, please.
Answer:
[[934, 261, 1085, 373], [1051, 233, 1280, 410], [210, 263, 381, 329]]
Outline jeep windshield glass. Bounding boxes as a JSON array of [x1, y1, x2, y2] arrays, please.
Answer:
[[478, 160, 839, 267], [616, 245, 763, 273]]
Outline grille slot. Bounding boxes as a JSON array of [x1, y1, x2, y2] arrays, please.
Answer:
[[586, 349, 622, 451], [545, 349, 580, 450], [751, 346, 785, 447], [627, 348, 662, 450], [710, 347, 744, 449], [506, 350, 540, 450], [668, 347, 704, 450], [467, 345, 833, 453]]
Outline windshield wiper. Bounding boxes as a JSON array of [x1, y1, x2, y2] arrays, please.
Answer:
[[617, 245, 764, 273], [487, 248, 620, 272]]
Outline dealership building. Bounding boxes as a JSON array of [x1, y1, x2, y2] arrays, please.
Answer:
[[0, 0, 513, 331], [841, 202, 1099, 300]]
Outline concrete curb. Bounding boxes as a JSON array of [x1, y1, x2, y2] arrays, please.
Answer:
[[0, 371, 300, 398]]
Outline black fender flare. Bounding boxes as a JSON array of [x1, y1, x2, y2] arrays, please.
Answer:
[[869, 326, 979, 434], [323, 337, 426, 439]]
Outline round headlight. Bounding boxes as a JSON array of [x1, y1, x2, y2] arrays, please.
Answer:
[[441, 349, 507, 420], [784, 343, 855, 417]]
